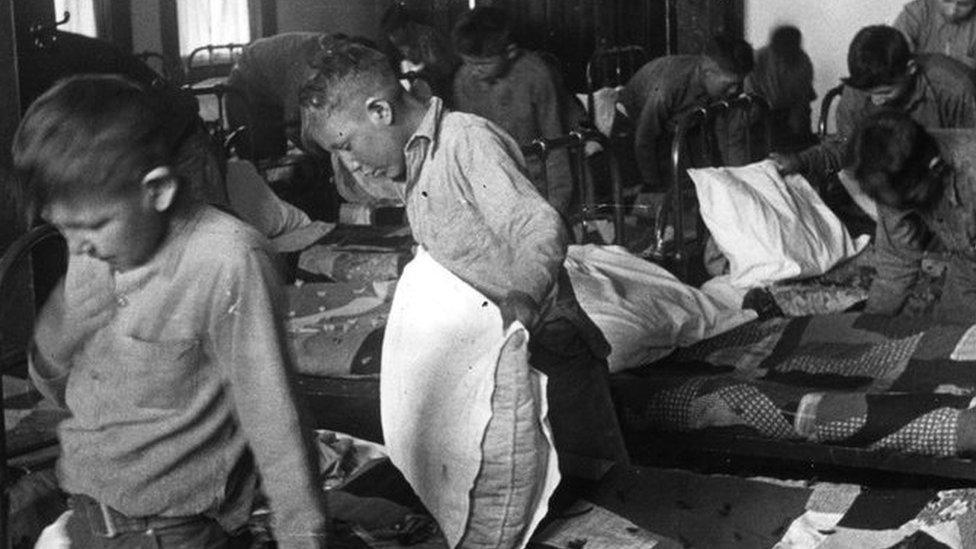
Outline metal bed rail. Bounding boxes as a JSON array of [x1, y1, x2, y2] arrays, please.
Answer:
[[585, 45, 647, 128], [648, 93, 771, 279], [184, 43, 247, 84], [818, 83, 845, 140], [0, 224, 63, 546], [520, 128, 627, 245]]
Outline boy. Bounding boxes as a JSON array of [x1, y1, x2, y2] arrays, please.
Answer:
[[451, 6, 577, 218], [619, 34, 755, 192], [894, 0, 976, 68], [850, 110, 976, 323], [745, 25, 817, 151], [300, 42, 627, 470], [13, 76, 327, 547], [227, 32, 371, 160], [772, 25, 976, 181], [380, 3, 458, 103]]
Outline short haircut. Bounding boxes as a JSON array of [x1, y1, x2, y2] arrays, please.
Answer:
[[452, 6, 512, 57], [12, 74, 173, 213], [844, 25, 912, 89], [703, 34, 754, 76], [299, 41, 401, 117], [851, 110, 945, 211], [381, 3, 425, 36]]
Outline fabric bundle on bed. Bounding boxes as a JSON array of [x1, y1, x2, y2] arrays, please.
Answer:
[[613, 313, 976, 457], [690, 160, 870, 308], [566, 244, 757, 372]]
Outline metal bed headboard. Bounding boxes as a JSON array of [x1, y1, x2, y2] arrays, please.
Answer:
[[184, 43, 248, 84], [585, 45, 647, 126], [818, 83, 845, 139], [521, 128, 627, 244], [647, 93, 772, 280]]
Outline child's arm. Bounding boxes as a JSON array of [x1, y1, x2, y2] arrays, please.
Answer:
[[891, 3, 921, 52], [865, 205, 926, 315], [792, 86, 861, 178], [633, 88, 671, 190], [452, 123, 568, 307], [211, 246, 327, 549], [31, 256, 116, 405]]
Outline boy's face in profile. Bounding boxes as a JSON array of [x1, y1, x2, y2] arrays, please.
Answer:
[[864, 76, 914, 107], [42, 184, 168, 273], [700, 60, 744, 100], [940, 0, 976, 23], [305, 103, 407, 180], [460, 51, 513, 82]]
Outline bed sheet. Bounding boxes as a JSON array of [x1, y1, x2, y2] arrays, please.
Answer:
[[612, 313, 976, 459], [295, 224, 414, 284]]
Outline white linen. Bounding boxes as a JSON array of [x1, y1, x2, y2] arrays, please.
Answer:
[[566, 245, 757, 372], [689, 160, 870, 291], [381, 248, 559, 548]]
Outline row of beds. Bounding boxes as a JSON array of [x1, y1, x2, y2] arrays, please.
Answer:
[[0, 44, 970, 546]]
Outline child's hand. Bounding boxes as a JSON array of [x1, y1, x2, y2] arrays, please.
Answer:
[[769, 152, 802, 175], [499, 290, 539, 331], [34, 259, 116, 367]]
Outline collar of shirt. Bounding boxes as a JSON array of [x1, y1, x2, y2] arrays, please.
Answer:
[[403, 96, 444, 194], [903, 65, 936, 113]]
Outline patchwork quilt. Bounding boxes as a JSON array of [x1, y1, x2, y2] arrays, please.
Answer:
[[613, 313, 976, 457]]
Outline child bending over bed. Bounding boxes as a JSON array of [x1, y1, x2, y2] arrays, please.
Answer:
[[772, 25, 976, 184], [851, 109, 976, 323], [300, 41, 627, 471], [13, 75, 327, 548]]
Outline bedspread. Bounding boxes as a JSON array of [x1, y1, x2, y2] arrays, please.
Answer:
[[613, 313, 976, 457]]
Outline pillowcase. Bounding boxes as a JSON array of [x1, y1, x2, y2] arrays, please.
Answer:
[[565, 245, 757, 372], [381, 248, 559, 549], [688, 160, 869, 289]]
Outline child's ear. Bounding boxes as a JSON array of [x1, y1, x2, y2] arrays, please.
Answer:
[[906, 58, 919, 77], [365, 97, 394, 126], [142, 167, 178, 212]]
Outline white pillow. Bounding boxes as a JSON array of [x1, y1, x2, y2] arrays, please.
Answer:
[[565, 245, 757, 372], [689, 160, 869, 289], [381, 249, 559, 549]]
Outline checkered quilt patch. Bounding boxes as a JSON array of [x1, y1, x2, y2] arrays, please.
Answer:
[[772, 331, 925, 392]]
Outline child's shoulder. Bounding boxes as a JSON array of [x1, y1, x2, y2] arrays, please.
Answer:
[[179, 205, 273, 270]]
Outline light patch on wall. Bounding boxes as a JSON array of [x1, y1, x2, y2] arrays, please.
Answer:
[[469, 0, 476, 9]]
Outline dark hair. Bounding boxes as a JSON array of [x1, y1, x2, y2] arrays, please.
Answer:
[[452, 6, 512, 57], [851, 110, 946, 211], [844, 25, 912, 89], [12, 74, 173, 214], [299, 41, 400, 115], [770, 25, 802, 58], [703, 34, 754, 76]]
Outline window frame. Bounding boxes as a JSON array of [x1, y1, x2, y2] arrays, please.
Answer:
[[159, 0, 275, 65]]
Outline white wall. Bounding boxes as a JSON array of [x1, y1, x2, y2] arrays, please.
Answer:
[[745, 0, 906, 126]]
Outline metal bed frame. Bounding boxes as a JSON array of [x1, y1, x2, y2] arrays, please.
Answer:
[[520, 128, 628, 245], [585, 44, 647, 126], [818, 83, 846, 140], [184, 43, 247, 84], [641, 93, 771, 280], [0, 224, 64, 545]]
